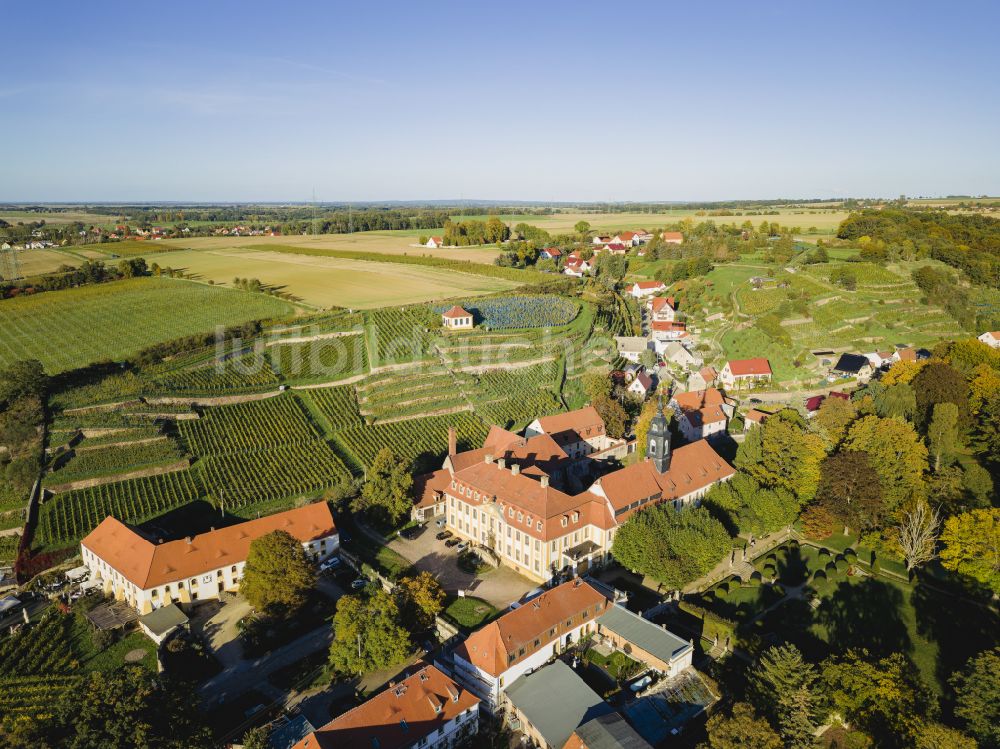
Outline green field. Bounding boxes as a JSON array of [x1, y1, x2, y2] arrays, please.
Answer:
[[0, 277, 294, 373]]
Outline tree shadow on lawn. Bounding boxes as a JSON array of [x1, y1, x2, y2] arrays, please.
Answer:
[[911, 580, 1000, 711], [816, 578, 911, 659]]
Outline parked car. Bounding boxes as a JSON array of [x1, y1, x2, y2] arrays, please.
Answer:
[[456, 541, 469, 552], [434, 518, 446, 529], [319, 556, 342, 572], [350, 578, 369, 591], [436, 530, 452, 541], [445, 538, 461, 548], [749, 397, 763, 404]]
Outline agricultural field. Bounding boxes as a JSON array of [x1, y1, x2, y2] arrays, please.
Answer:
[[0, 209, 117, 225], [299, 385, 364, 433], [101, 247, 521, 309], [177, 396, 321, 455], [0, 277, 294, 373], [4, 248, 82, 277]]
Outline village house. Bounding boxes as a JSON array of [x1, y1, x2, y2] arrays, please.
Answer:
[[687, 366, 717, 392], [602, 242, 629, 256], [415, 405, 734, 583], [614, 336, 652, 363], [831, 353, 874, 382], [622, 363, 644, 382], [670, 388, 734, 442], [425, 236, 445, 248], [592, 235, 612, 245], [293, 664, 479, 749], [743, 409, 771, 431], [563, 256, 592, 277], [442, 305, 474, 330], [627, 371, 654, 399], [613, 231, 639, 247], [648, 296, 678, 323], [563, 712, 653, 749], [718, 358, 772, 389], [80, 503, 338, 615], [629, 280, 666, 299], [864, 350, 896, 369], [650, 320, 688, 342], [453, 579, 614, 712], [660, 231, 683, 244], [978, 331, 1000, 349], [659, 341, 701, 370], [595, 603, 693, 678], [539, 247, 563, 261], [805, 391, 850, 418]]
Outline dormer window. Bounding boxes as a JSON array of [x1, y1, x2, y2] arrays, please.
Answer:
[[561, 516, 568, 527], [572, 511, 579, 523]]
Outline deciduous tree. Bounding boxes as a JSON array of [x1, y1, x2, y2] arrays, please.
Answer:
[[913, 723, 977, 749], [874, 382, 917, 421], [843, 416, 928, 517], [939, 508, 1000, 594], [395, 571, 445, 631], [355, 447, 414, 525], [699, 703, 782, 749], [927, 402, 960, 472], [815, 451, 884, 534], [950, 647, 1000, 748], [912, 361, 970, 429], [736, 411, 824, 504], [592, 393, 627, 439], [328, 590, 412, 676], [611, 506, 730, 589], [812, 395, 857, 448], [895, 499, 940, 572], [241, 530, 315, 617]]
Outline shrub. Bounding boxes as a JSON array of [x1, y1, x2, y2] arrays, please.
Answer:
[[763, 564, 777, 578], [813, 569, 827, 581]]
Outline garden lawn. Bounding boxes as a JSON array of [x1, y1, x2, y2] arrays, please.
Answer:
[[0, 277, 294, 373], [443, 595, 499, 631]]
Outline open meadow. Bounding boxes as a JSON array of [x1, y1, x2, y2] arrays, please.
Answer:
[[0, 277, 294, 373], [114, 247, 520, 308]]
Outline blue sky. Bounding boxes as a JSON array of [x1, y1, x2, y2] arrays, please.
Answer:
[[2, 1, 998, 202]]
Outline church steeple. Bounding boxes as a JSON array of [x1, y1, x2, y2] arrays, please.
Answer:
[[648, 390, 672, 474]]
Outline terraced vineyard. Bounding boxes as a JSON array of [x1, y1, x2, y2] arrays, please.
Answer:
[[356, 370, 466, 423], [365, 307, 436, 365], [178, 396, 321, 455], [147, 350, 280, 393], [268, 334, 368, 383], [200, 442, 353, 507], [36, 469, 203, 546], [337, 412, 489, 472], [303, 385, 363, 432], [0, 675, 82, 725], [44, 438, 185, 486], [809, 261, 905, 286]]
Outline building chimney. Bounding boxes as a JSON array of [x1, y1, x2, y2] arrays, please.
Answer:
[[447, 426, 457, 457], [186, 537, 193, 545], [540, 475, 549, 488], [497, 458, 506, 470], [485, 454, 494, 464], [511, 464, 520, 476]]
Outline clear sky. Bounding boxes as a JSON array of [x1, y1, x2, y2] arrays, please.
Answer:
[[2, 1, 998, 202]]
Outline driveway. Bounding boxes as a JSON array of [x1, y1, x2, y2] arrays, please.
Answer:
[[190, 594, 253, 669], [388, 521, 535, 609]]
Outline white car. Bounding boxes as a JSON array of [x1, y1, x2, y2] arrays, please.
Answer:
[[319, 556, 342, 572]]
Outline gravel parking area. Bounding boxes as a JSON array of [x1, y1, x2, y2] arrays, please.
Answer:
[[388, 520, 535, 609]]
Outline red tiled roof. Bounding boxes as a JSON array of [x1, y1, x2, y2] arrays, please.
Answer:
[[660, 231, 683, 241], [82, 503, 337, 590], [671, 388, 725, 411], [455, 580, 610, 677], [649, 296, 676, 312], [745, 409, 770, 423], [651, 320, 687, 332], [805, 395, 825, 412], [293, 664, 478, 749], [633, 281, 665, 290], [699, 366, 717, 382], [726, 357, 772, 376], [534, 406, 604, 440], [591, 440, 734, 519], [442, 305, 471, 319]]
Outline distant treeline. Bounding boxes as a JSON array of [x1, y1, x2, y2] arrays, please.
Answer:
[[838, 209, 1000, 287]]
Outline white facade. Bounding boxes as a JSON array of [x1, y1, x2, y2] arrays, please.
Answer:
[[978, 331, 1000, 349], [453, 617, 599, 712], [81, 534, 338, 614]]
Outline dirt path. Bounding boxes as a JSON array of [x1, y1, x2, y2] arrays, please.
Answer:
[[265, 330, 363, 347], [44, 460, 191, 493], [454, 355, 557, 375], [146, 391, 282, 407], [74, 435, 169, 453], [369, 404, 473, 426]]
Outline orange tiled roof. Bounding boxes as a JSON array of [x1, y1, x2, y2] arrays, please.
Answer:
[[443, 305, 471, 319], [534, 406, 605, 440], [650, 296, 676, 313], [671, 388, 725, 411], [82, 503, 337, 589], [632, 280, 664, 290], [293, 664, 478, 749], [591, 441, 734, 519], [455, 580, 611, 677], [726, 357, 772, 376]]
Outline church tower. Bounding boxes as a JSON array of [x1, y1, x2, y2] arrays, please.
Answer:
[[648, 392, 672, 474]]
